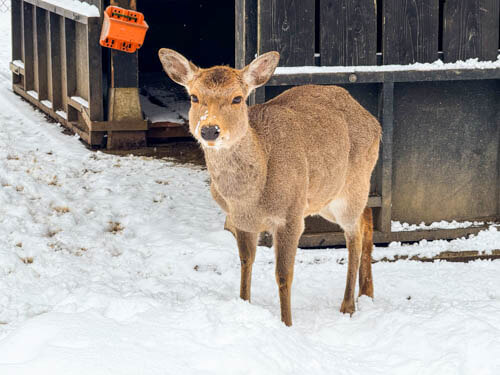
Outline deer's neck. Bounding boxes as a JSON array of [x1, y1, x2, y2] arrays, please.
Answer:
[[204, 128, 267, 203]]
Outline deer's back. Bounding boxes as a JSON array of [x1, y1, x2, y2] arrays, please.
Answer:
[[248, 85, 381, 214]]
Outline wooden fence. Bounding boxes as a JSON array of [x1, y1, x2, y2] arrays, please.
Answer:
[[236, 0, 500, 247]]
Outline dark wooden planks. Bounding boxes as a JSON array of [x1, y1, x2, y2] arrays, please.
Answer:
[[443, 0, 500, 62], [258, 0, 315, 66], [34, 7, 48, 101], [22, 1, 34, 92], [320, 0, 377, 66], [392, 80, 499, 224], [383, 0, 439, 64], [48, 12, 62, 111], [87, 17, 103, 121], [235, 0, 258, 69], [62, 18, 77, 120], [377, 82, 394, 232], [11, 0, 22, 85]]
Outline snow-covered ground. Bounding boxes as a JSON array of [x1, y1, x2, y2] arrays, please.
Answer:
[[1, 9, 500, 375]]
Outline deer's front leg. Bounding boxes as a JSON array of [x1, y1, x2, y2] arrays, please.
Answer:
[[340, 223, 363, 315], [274, 218, 304, 326], [235, 229, 258, 302]]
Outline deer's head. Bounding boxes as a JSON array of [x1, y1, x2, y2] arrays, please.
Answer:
[[159, 49, 280, 149]]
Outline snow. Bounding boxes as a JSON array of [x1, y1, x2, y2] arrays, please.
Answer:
[[274, 55, 500, 75], [70, 96, 89, 109], [12, 60, 23, 69], [139, 72, 189, 124], [392, 220, 485, 232], [27, 90, 38, 100], [41, 100, 53, 109], [1, 11, 500, 375], [41, 0, 100, 17], [55, 110, 68, 120]]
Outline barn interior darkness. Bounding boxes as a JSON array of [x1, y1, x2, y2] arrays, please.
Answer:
[[136, 0, 235, 73]]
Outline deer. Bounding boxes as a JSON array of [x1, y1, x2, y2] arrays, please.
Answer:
[[158, 49, 381, 326]]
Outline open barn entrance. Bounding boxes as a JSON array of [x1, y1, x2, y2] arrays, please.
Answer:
[[136, 0, 235, 141]]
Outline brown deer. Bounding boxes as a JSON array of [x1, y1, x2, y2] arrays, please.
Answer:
[[159, 49, 381, 326]]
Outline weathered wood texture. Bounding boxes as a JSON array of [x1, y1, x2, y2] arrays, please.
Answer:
[[392, 80, 500, 224], [48, 13, 62, 111], [320, 0, 377, 66], [34, 7, 48, 100], [258, 0, 315, 66], [383, 0, 439, 64], [235, 0, 258, 69], [377, 82, 394, 232], [22, 1, 34, 91], [443, 0, 500, 62], [11, 0, 22, 85]]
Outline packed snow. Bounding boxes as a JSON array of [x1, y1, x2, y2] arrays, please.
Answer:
[[391, 220, 485, 232], [41, 0, 100, 17], [1, 9, 500, 375], [274, 55, 500, 75]]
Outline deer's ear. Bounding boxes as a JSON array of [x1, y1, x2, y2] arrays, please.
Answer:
[[158, 48, 199, 87], [241, 51, 280, 91]]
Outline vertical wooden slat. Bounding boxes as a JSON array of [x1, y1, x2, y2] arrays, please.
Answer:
[[11, 0, 23, 85], [383, 0, 439, 64], [87, 17, 103, 121], [258, 0, 315, 66], [63, 18, 77, 121], [235, 0, 258, 69], [377, 82, 394, 232], [35, 7, 48, 100], [22, 1, 34, 91], [320, 0, 377, 66], [443, 0, 500, 62], [48, 13, 62, 110]]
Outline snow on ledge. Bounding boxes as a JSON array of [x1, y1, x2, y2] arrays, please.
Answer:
[[42, 0, 100, 17], [391, 220, 485, 232], [71, 96, 89, 109], [274, 56, 500, 75]]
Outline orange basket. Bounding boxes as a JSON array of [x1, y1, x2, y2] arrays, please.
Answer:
[[100, 6, 149, 53]]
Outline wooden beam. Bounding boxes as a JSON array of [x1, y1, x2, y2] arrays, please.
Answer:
[[377, 82, 394, 233], [22, 0, 97, 24], [295, 225, 492, 248], [266, 67, 500, 86]]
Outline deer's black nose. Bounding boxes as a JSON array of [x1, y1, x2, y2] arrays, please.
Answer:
[[201, 125, 220, 141]]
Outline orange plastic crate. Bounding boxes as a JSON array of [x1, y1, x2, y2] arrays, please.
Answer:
[[100, 6, 149, 53]]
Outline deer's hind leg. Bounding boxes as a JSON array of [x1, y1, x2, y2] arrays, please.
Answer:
[[359, 207, 374, 298]]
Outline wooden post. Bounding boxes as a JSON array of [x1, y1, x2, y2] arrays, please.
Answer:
[[377, 81, 394, 233], [62, 18, 78, 122], [106, 0, 146, 149]]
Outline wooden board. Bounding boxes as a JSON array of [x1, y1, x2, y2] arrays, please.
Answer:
[[48, 12, 63, 111], [392, 80, 500, 224], [383, 0, 439, 64], [22, 1, 34, 92], [320, 0, 377, 66], [258, 0, 315, 66], [34, 7, 48, 101], [443, 0, 500, 62]]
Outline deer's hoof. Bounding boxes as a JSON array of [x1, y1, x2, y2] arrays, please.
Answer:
[[340, 300, 355, 316]]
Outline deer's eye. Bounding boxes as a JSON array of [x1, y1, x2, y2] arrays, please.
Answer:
[[190, 95, 199, 103], [232, 96, 243, 104]]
